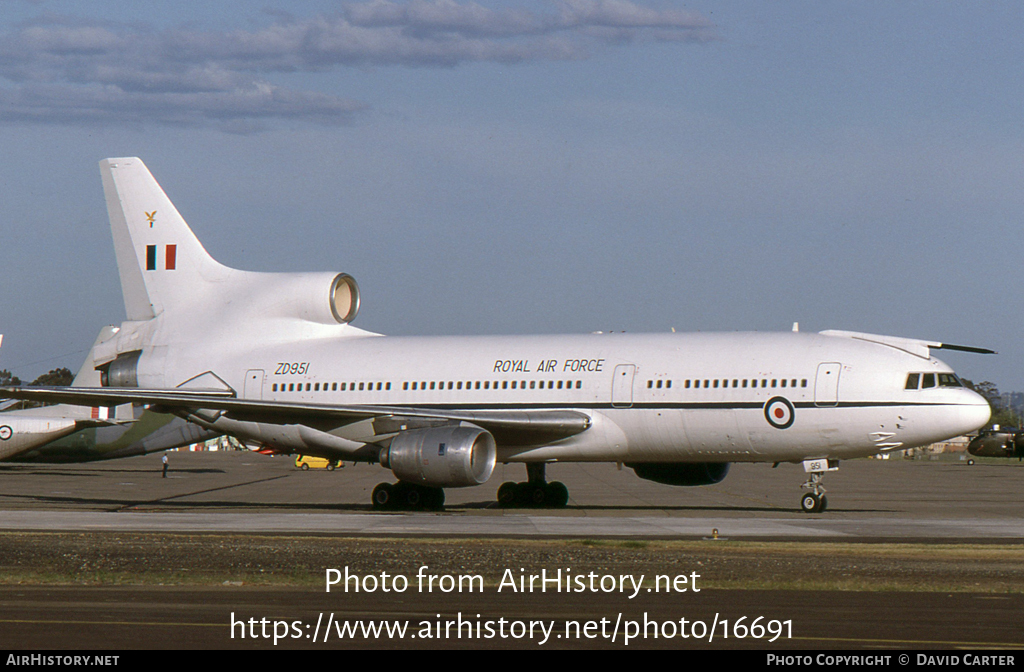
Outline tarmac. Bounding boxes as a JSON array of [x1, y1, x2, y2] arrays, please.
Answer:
[[1, 451, 1022, 539], [1, 451, 1023, 650]]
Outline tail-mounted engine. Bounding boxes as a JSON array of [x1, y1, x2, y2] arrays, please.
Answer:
[[257, 272, 360, 325], [381, 426, 496, 488], [628, 462, 730, 486]]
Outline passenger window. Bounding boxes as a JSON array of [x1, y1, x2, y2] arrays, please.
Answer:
[[456, 381, 462, 390], [666, 380, 672, 388], [576, 381, 582, 389], [647, 380, 653, 388], [272, 384, 278, 392], [921, 373, 936, 389], [685, 380, 691, 388], [332, 383, 338, 391], [530, 381, 536, 389], [905, 373, 919, 390], [656, 380, 662, 389]]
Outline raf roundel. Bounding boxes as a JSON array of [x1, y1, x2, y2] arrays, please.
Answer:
[[0, 425, 11, 440], [764, 397, 795, 429]]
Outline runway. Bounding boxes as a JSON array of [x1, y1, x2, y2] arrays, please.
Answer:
[[2, 451, 1023, 649], [1, 451, 1023, 540]]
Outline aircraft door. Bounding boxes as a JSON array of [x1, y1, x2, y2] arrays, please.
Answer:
[[611, 364, 636, 408], [244, 369, 265, 400], [814, 362, 841, 407]]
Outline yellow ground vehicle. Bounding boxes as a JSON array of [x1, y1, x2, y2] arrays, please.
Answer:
[[294, 455, 342, 471]]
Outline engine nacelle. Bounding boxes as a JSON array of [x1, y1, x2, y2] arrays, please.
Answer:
[[382, 426, 496, 487], [628, 462, 730, 486], [254, 272, 360, 325]]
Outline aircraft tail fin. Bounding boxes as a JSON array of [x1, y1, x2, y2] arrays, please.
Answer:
[[100, 158, 228, 320]]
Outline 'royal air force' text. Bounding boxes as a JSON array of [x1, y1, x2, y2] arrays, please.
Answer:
[[494, 359, 605, 374]]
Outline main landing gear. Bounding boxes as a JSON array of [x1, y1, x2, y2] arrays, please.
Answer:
[[799, 458, 838, 513], [371, 481, 445, 511], [496, 463, 569, 508]]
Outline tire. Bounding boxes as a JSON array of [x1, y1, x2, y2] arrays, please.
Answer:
[[301, 464, 309, 471], [327, 464, 335, 471], [403, 485, 422, 508], [497, 482, 517, 507], [529, 484, 547, 506], [818, 494, 828, 512], [800, 493, 820, 513], [546, 481, 569, 508], [372, 482, 394, 509], [426, 487, 445, 511]]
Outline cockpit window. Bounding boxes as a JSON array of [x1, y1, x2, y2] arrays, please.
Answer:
[[938, 373, 962, 387], [921, 373, 936, 389], [905, 373, 920, 390]]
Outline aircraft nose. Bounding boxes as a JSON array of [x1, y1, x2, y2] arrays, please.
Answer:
[[957, 390, 991, 434]]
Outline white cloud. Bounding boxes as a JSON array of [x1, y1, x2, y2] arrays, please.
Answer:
[[0, 1, 714, 129]]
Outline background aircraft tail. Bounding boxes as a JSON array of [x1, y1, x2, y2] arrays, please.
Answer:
[[100, 158, 229, 321]]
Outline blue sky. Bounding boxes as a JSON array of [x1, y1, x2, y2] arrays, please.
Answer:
[[0, 1, 1022, 392]]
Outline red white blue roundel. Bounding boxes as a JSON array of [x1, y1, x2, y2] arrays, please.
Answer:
[[0, 425, 11, 440], [764, 397, 795, 429]]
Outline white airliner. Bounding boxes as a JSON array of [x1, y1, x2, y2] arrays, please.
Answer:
[[0, 158, 992, 512]]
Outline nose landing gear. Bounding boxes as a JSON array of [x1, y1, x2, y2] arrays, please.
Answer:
[[800, 459, 838, 513]]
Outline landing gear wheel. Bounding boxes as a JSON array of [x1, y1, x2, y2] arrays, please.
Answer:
[[801, 493, 823, 513], [497, 482, 517, 507], [967, 459, 975, 466], [495, 464, 573, 508], [399, 483, 421, 508], [372, 482, 394, 509], [423, 486, 445, 511], [545, 481, 569, 508], [818, 494, 828, 512]]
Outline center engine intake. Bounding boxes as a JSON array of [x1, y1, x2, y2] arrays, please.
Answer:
[[382, 426, 496, 488]]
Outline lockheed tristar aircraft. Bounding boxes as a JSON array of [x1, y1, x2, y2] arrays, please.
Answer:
[[0, 158, 992, 513]]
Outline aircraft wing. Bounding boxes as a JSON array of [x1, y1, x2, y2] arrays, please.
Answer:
[[0, 386, 591, 445]]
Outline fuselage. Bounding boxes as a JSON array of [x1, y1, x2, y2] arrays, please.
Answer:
[[134, 327, 990, 464]]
